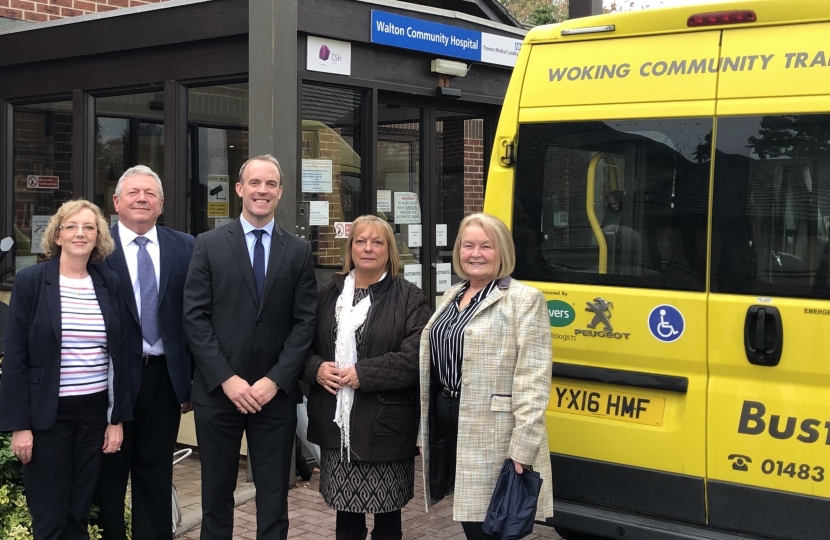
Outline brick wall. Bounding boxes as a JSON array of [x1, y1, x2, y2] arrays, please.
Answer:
[[463, 119, 485, 215], [0, 0, 168, 22]]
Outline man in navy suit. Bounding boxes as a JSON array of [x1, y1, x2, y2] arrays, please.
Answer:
[[92, 165, 195, 540], [184, 154, 317, 540]]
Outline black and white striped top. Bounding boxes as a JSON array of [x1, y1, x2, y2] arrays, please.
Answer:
[[59, 275, 109, 397], [429, 280, 498, 392]]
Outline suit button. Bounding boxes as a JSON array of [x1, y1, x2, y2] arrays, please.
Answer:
[[461, 404, 468, 410], [256, 320, 262, 326], [463, 378, 469, 385]]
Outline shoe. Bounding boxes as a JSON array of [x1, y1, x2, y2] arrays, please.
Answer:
[[336, 529, 368, 540], [296, 457, 312, 480], [296, 440, 312, 480]]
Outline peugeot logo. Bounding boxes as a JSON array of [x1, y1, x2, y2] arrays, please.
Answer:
[[585, 297, 613, 332]]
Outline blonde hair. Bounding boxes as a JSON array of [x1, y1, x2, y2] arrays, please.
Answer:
[[42, 199, 115, 264], [453, 213, 516, 281], [340, 215, 400, 277]]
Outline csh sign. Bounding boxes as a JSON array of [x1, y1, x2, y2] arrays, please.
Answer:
[[27, 175, 59, 189]]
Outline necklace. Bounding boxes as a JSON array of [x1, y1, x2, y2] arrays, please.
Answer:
[[61, 273, 89, 298]]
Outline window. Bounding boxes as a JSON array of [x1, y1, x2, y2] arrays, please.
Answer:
[[711, 114, 830, 299], [301, 83, 365, 283], [95, 92, 165, 223], [513, 119, 712, 291], [187, 83, 249, 236], [5, 101, 74, 286]]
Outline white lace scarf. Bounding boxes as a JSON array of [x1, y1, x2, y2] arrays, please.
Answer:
[[333, 270, 372, 461]]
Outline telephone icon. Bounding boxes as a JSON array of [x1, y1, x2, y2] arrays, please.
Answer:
[[728, 454, 752, 472]]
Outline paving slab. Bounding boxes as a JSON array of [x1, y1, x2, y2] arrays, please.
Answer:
[[172, 452, 562, 540]]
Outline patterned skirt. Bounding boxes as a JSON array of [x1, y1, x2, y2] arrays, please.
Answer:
[[319, 448, 415, 513]]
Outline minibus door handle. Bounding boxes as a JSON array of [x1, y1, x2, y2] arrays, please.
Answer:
[[744, 305, 783, 367]]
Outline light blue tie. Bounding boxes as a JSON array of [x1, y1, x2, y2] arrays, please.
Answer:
[[134, 236, 160, 345]]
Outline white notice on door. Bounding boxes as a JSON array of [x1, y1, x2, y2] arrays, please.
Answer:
[[377, 190, 392, 212], [393, 192, 421, 224], [30, 215, 50, 254], [309, 201, 330, 226], [435, 224, 447, 247], [302, 159, 333, 193], [436, 263, 451, 293], [404, 264, 422, 289], [407, 224, 422, 247]]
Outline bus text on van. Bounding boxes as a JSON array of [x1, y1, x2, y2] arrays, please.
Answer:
[[548, 51, 830, 83], [738, 400, 830, 444]]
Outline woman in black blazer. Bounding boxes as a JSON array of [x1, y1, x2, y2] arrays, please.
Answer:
[[0, 199, 132, 540]]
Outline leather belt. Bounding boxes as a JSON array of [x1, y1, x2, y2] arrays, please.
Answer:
[[142, 354, 166, 365], [441, 387, 460, 399]]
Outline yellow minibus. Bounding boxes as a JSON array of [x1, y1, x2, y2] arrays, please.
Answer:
[[485, 1, 830, 539]]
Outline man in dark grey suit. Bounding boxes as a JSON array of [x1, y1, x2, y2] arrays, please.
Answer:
[[93, 165, 194, 540], [183, 154, 317, 540]]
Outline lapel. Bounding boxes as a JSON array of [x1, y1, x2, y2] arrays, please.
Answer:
[[108, 225, 139, 324], [259, 223, 287, 316], [44, 257, 62, 344], [226, 219, 260, 307], [467, 281, 507, 323], [422, 282, 464, 338], [424, 277, 511, 334], [88, 264, 110, 335], [156, 226, 173, 304]]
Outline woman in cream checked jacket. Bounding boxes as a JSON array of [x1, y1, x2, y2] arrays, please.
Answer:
[[419, 213, 553, 540]]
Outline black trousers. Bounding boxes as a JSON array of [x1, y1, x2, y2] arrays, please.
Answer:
[[336, 510, 401, 536], [431, 387, 460, 501], [24, 392, 108, 540], [434, 391, 496, 540], [195, 402, 297, 540], [93, 359, 182, 540]]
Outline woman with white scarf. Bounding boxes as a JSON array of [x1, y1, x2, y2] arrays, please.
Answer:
[[303, 215, 431, 540]]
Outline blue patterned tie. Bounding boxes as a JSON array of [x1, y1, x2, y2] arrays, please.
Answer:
[[252, 230, 266, 302], [134, 236, 160, 345]]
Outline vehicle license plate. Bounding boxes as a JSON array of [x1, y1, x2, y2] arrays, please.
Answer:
[[550, 383, 666, 426]]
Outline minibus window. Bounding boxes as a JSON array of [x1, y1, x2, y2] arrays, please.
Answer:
[[711, 114, 830, 299], [513, 119, 712, 291]]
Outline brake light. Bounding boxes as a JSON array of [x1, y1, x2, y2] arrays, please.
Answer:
[[687, 10, 757, 27]]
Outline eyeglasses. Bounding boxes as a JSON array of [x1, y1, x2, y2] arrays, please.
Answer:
[[59, 224, 97, 234]]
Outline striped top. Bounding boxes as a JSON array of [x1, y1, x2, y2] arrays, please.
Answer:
[[59, 275, 109, 397], [429, 280, 498, 392]]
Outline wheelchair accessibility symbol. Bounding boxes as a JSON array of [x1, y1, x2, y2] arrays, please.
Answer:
[[647, 305, 684, 342]]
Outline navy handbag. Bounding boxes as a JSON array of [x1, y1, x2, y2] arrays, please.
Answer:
[[482, 459, 544, 540]]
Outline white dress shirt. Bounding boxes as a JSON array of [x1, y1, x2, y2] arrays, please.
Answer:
[[239, 215, 274, 278], [118, 221, 165, 356]]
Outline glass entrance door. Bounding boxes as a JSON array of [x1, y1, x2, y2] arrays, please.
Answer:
[[432, 110, 487, 307], [377, 102, 423, 287], [375, 97, 490, 303]]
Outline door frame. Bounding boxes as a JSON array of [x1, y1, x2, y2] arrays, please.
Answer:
[[377, 91, 498, 301]]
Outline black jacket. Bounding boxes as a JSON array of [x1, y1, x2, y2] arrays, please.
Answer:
[[0, 257, 132, 431], [183, 219, 318, 409], [303, 273, 431, 461]]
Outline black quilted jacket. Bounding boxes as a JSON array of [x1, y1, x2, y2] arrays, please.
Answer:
[[303, 273, 431, 461]]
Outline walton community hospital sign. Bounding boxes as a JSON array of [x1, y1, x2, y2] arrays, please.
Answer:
[[370, 10, 523, 68]]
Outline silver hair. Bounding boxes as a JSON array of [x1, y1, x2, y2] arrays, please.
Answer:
[[238, 154, 284, 186], [115, 165, 165, 199]]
